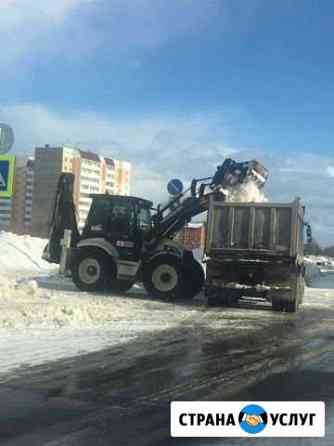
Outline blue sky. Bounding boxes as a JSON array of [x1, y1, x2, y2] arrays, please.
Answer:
[[1, 0, 334, 244]]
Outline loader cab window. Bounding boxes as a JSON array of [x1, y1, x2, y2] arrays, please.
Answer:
[[138, 207, 152, 232], [108, 200, 136, 238], [85, 197, 136, 239], [86, 198, 111, 232]]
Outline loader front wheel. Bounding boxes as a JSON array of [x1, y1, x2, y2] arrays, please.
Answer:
[[143, 256, 182, 300], [71, 248, 113, 292]]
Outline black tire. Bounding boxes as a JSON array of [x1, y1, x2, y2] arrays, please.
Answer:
[[181, 258, 205, 299], [282, 274, 300, 313], [143, 255, 182, 300], [272, 298, 284, 312], [71, 247, 114, 292], [284, 299, 298, 313], [299, 275, 305, 304]]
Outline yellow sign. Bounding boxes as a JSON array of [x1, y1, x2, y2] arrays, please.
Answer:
[[0, 155, 15, 198]]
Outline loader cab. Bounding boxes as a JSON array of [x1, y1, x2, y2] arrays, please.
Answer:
[[81, 194, 153, 259]]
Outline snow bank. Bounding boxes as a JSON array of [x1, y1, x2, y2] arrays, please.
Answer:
[[0, 275, 144, 329], [0, 231, 54, 273], [0, 231, 199, 331]]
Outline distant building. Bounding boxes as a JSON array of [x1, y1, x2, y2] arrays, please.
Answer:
[[175, 222, 206, 251], [0, 196, 12, 230], [113, 159, 131, 196], [31, 145, 131, 236], [11, 158, 34, 234]]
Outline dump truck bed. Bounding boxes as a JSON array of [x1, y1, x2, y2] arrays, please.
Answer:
[[204, 197, 306, 312], [206, 197, 304, 260]]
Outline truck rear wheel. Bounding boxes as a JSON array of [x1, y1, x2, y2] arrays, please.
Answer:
[[71, 247, 113, 292], [283, 273, 303, 313], [299, 275, 305, 304], [143, 256, 182, 300], [272, 297, 284, 312]]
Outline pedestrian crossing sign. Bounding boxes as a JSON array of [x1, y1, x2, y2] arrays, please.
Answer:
[[0, 155, 15, 198]]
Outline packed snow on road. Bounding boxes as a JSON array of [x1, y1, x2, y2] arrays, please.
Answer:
[[0, 231, 334, 379]]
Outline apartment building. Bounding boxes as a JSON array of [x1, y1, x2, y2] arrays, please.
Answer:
[[0, 196, 12, 230], [77, 150, 102, 229], [24, 158, 35, 230], [10, 158, 34, 234], [113, 159, 131, 195], [31, 145, 131, 236], [103, 157, 115, 194]]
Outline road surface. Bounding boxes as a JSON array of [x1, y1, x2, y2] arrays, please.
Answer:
[[0, 279, 334, 446]]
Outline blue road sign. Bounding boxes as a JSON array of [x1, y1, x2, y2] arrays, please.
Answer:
[[0, 155, 15, 198], [167, 178, 183, 196]]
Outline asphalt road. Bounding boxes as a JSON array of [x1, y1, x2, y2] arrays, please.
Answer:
[[1, 280, 334, 446]]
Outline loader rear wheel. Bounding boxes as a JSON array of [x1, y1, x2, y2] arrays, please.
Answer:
[[181, 258, 205, 299], [143, 256, 182, 300], [71, 248, 114, 292]]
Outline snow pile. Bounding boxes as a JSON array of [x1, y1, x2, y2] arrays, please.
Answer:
[[0, 231, 54, 273], [0, 231, 197, 331], [225, 180, 268, 203], [0, 273, 200, 330]]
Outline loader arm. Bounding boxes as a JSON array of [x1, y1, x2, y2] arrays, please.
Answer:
[[150, 158, 269, 241]]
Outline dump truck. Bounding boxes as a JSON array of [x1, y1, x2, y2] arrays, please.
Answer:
[[204, 197, 311, 312]]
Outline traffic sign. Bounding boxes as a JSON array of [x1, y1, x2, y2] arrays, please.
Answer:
[[0, 155, 15, 198], [167, 178, 183, 196]]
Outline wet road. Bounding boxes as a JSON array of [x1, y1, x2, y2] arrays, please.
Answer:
[[1, 279, 334, 445]]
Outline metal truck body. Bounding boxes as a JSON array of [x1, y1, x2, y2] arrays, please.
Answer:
[[204, 197, 307, 312]]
